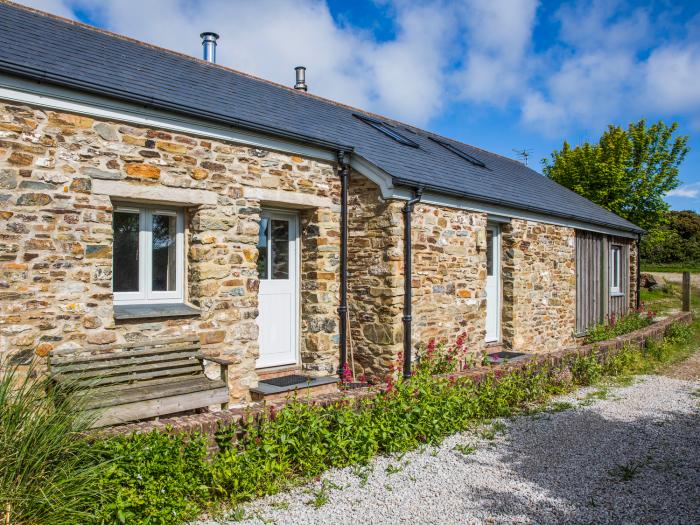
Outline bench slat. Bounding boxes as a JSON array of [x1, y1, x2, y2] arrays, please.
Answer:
[[49, 342, 200, 366], [49, 335, 199, 355], [88, 387, 230, 428], [92, 373, 212, 395], [55, 365, 203, 388], [86, 377, 226, 409], [54, 358, 200, 380], [52, 350, 199, 373]]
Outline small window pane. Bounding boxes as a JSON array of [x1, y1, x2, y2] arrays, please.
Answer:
[[486, 229, 493, 276], [152, 214, 177, 291], [610, 246, 621, 292], [257, 218, 269, 280], [271, 220, 289, 279], [113, 211, 139, 292]]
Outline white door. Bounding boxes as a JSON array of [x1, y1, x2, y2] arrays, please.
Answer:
[[256, 210, 299, 368], [485, 225, 501, 342]]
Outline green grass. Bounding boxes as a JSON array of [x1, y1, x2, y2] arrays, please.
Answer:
[[453, 443, 476, 456], [641, 262, 700, 273], [639, 278, 700, 316]]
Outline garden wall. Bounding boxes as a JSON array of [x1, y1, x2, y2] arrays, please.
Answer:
[[101, 311, 692, 441]]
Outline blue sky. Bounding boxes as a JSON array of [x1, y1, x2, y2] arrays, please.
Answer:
[[20, 0, 700, 211]]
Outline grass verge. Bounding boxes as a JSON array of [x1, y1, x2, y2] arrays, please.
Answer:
[[641, 263, 700, 273]]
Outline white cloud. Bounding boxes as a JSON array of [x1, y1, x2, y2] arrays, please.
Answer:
[[556, 0, 651, 52], [521, 1, 700, 136], [18, 0, 457, 125], [16, 0, 74, 18], [668, 185, 700, 198], [522, 50, 639, 134], [453, 0, 539, 105], [643, 44, 700, 117]]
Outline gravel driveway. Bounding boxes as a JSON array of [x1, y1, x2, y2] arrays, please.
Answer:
[[203, 374, 700, 525]]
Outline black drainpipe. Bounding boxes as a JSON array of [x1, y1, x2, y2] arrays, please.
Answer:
[[636, 233, 642, 309], [337, 151, 350, 377], [402, 186, 423, 380]]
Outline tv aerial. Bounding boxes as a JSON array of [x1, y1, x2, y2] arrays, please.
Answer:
[[513, 148, 533, 166]]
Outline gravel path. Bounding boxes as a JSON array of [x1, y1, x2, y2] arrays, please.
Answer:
[[649, 271, 700, 288], [203, 374, 700, 525]]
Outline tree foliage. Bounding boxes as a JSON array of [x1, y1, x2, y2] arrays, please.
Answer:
[[542, 119, 689, 231], [641, 210, 700, 264]]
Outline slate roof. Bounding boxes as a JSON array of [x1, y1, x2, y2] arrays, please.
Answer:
[[0, 1, 643, 233]]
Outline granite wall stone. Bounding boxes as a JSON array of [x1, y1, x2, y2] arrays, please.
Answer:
[[502, 220, 577, 352]]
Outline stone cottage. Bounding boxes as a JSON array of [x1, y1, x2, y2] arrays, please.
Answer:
[[0, 2, 643, 403]]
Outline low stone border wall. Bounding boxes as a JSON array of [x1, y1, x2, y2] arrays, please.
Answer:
[[100, 311, 693, 440]]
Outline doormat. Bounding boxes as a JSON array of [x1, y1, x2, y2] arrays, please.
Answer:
[[487, 351, 528, 364], [259, 374, 312, 388]]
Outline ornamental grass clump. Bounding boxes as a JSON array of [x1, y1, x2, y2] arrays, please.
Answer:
[[0, 361, 102, 525]]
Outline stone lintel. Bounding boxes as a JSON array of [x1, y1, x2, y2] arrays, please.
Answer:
[[92, 179, 218, 206], [244, 186, 339, 211]]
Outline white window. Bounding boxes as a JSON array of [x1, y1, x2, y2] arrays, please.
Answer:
[[112, 204, 184, 305], [610, 244, 622, 295]]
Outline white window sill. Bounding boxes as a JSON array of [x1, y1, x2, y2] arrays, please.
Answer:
[[610, 292, 625, 298], [113, 303, 200, 320]]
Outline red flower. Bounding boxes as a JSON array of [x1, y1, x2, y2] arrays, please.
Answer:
[[341, 362, 354, 384]]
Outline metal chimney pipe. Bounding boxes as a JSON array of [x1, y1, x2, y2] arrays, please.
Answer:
[[200, 32, 219, 63], [294, 66, 308, 91]]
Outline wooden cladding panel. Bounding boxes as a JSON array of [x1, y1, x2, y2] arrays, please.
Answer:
[[576, 231, 632, 334], [576, 231, 603, 334]]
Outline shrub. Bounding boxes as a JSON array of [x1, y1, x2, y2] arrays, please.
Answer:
[[665, 320, 693, 344], [92, 430, 210, 524], [0, 362, 102, 525], [585, 308, 655, 344]]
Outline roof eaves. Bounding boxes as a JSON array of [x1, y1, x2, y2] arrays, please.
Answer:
[[391, 176, 644, 234], [0, 60, 354, 154]]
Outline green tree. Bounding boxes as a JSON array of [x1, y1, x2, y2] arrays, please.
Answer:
[[542, 119, 689, 231], [641, 210, 700, 264]]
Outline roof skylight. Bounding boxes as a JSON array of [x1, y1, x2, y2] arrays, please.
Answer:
[[429, 137, 486, 168], [354, 114, 419, 148]]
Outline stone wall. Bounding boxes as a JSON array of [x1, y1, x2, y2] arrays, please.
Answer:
[[347, 173, 403, 380], [0, 100, 636, 402], [347, 180, 488, 379], [0, 101, 339, 401], [300, 207, 340, 376], [502, 220, 577, 352], [411, 204, 487, 354]]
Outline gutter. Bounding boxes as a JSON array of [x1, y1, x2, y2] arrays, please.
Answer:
[[0, 64, 354, 154], [391, 177, 644, 236], [402, 186, 424, 379], [636, 233, 642, 309], [337, 151, 350, 377]]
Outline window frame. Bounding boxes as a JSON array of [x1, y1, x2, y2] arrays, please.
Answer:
[[609, 244, 622, 295], [428, 136, 487, 168], [353, 113, 420, 148], [113, 203, 185, 306]]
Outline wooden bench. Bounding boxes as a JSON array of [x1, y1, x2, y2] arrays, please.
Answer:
[[48, 335, 231, 428]]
